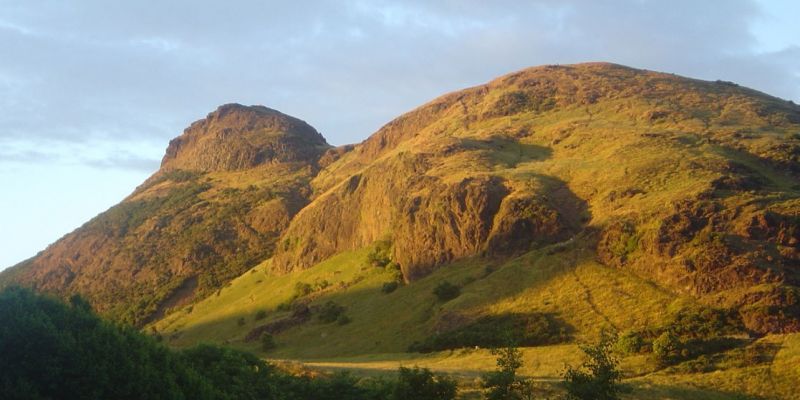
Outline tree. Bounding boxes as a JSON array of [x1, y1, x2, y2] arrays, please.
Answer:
[[562, 331, 622, 400], [392, 366, 457, 400], [652, 331, 682, 365], [482, 343, 534, 400]]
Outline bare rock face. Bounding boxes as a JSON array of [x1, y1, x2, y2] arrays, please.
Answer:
[[161, 104, 329, 172]]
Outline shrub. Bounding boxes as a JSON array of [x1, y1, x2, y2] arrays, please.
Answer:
[[367, 240, 392, 268], [255, 310, 267, 320], [261, 333, 276, 351], [337, 314, 352, 325], [393, 367, 457, 400], [652, 331, 681, 365], [433, 281, 460, 302], [318, 301, 346, 324], [482, 344, 534, 400], [667, 308, 743, 339], [563, 332, 622, 400], [614, 331, 644, 355], [237, 317, 246, 326], [294, 282, 314, 298], [381, 281, 399, 294]]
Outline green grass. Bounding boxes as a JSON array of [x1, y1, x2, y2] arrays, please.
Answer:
[[152, 234, 800, 398], [155, 236, 688, 356]]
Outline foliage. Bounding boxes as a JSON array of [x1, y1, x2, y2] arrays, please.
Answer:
[[0, 287, 213, 400], [367, 240, 393, 268], [645, 307, 746, 366], [482, 343, 532, 400], [562, 331, 622, 400], [318, 301, 347, 324], [381, 281, 399, 294], [392, 367, 457, 400], [666, 308, 743, 339], [409, 313, 566, 353], [294, 282, 314, 298], [652, 331, 682, 365], [614, 331, 644, 355], [433, 281, 461, 302], [261, 333, 276, 351], [0, 287, 465, 400], [609, 223, 639, 259]]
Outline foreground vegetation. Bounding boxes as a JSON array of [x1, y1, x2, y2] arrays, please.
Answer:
[[0, 287, 466, 400], [2, 286, 635, 400]]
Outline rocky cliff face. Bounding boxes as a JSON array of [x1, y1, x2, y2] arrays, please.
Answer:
[[3, 63, 800, 334]]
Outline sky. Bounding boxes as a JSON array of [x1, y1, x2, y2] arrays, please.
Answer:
[[1, 0, 799, 270]]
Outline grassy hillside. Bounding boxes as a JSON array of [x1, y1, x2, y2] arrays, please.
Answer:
[[154, 237, 800, 398], [7, 63, 800, 398]]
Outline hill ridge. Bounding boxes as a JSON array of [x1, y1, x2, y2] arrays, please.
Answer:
[[2, 62, 799, 335]]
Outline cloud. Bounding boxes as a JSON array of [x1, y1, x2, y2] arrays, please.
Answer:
[[0, 0, 797, 160], [0, 138, 160, 172]]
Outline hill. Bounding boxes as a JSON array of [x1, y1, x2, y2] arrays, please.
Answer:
[[2, 62, 800, 397], [1, 104, 331, 325], [271, 62, 800, 334]]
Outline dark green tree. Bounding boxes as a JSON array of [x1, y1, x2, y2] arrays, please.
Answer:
[[562, 331, 622, 400], [482, 343, 536, 400], [392, 367, 457, 400]]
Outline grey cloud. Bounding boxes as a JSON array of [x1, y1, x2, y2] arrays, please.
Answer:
[[0, 139, 160, 172], [0, 0, 797, 158]]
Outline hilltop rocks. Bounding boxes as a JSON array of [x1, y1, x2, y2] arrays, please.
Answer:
[[161, 104, 330, 172]]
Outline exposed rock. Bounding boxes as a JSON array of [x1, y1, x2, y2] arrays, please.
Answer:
[[161, 104, 330, 173]]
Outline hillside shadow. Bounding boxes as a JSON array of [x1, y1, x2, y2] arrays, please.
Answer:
[[456, 136, 552, 167]]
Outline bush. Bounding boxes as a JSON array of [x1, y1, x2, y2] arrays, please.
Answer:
[[563, 332, 622, 400], [255, 310, 267, 320], [318, 301, 346, 324], [337, 314, 352, 325], [237, 316, 246, 326], [381, 281, 399, 294], [367, 240, 393, 268], [433, 281, 460, 302], [294, 282, 314, 298], [261, 333, 276, 351], [393, 367, 457, 400], [652, 331, 682, 365], [667, 308, 743, 339], [614, 331, 644, 355]]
